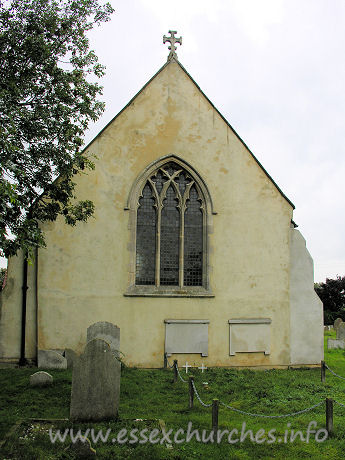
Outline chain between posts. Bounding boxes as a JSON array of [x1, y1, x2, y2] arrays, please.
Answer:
[[325, 364, 345, 381], [176, 363, 188, 383], [172, 361, 342, 419], [334, 400, 345, 408], [191, 380, 212, 407], [219, 400, 324, 418], [191, 378, 324, 417], [165, 353, 174, 369]]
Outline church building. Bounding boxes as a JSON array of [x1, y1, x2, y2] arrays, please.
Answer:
[[0, 32, 323, 368]]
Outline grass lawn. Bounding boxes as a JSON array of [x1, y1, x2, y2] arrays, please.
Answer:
[[1, 330, 345, 459]]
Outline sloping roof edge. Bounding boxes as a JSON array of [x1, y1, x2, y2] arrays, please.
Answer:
[[83, 58, 295, 210]]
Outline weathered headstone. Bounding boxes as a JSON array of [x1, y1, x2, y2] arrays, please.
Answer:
[[334, 318, 343, 330], [70, 338, 121, 421], [38, 350, 67, 369], [328, 339, 345, 350], [30, 371, 53, 387], [67, 438, 96, 458], [87, 321, 120, 357], [336, 322, 345, 340], [64, 348, 78, 370]]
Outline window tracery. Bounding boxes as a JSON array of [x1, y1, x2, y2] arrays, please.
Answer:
[[135, 161, 204, 288]]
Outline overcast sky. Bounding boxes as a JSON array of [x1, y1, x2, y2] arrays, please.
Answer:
[[2, 0, 344, 283]]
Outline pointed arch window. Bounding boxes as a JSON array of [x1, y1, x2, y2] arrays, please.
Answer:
[[126, 157, 213, 297]]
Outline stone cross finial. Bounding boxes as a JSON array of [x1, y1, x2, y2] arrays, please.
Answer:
[[163, 30, 182, 61]]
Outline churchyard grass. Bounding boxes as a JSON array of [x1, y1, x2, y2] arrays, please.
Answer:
[[1, 330, 345, 459]]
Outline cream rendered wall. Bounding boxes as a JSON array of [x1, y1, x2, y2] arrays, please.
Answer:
[[35, 60, 294, 367], [0, 60, 306, 367], [289, 229, 324, 364], [0, 251, 37, 362]]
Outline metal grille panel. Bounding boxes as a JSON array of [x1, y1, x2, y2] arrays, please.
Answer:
[[163, 162, 181, 177], [184, 186, 203, 286], [160, 185, 180, 285], [135, 161, 205, 289], [135, 184, 156, 285]]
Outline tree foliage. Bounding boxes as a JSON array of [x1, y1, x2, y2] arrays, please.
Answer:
[[0, 0, 114, 258], [315, 276, 345, 325]]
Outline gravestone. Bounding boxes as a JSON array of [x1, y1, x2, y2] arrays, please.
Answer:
[[328, 339, 345, 350], [38, 350, 67, 369], [336, 322, 345, 340], [30, 371, 53, 387], [87, 321, 120, 357], [64, 348, 78, 370], [70, 338, 121, 421], [334, 318, 343, 330], [67, 438, 96, 458]]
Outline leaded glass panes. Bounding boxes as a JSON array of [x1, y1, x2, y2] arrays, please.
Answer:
[[184, 186, 203, 286], [160, 185, 180, 285], [135, 161, 205, 288], [135, 184, 156, 285], [164, 162, 181, 177]]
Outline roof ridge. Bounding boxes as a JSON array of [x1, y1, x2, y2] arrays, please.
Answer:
[[83, 58, 295, 210]]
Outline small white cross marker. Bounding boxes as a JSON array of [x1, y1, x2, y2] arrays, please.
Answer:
[[198, 363, 208, 373], [182, 361, 192, 373]]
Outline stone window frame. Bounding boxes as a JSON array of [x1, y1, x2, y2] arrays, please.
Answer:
[[124, 154, 215, 297]]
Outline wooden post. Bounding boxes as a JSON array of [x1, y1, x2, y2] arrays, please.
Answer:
[[326, 398, 333, 435], [173, 360, 178, 383], [321, 361, 326, 383], [164, 352, 167, 369], [212, 399, 219, 434], [189, 376, 194, 409]]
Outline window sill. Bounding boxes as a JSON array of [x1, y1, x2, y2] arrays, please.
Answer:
[[124, 286, 214, 298]]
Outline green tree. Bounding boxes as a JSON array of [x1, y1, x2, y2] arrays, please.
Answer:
[[0, 0, 114, 258], [315, 276, 345, 325]]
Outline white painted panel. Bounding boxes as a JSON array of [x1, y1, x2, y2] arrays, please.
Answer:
[[229, 319, 271, 355], [164, 320, 209, 356]]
